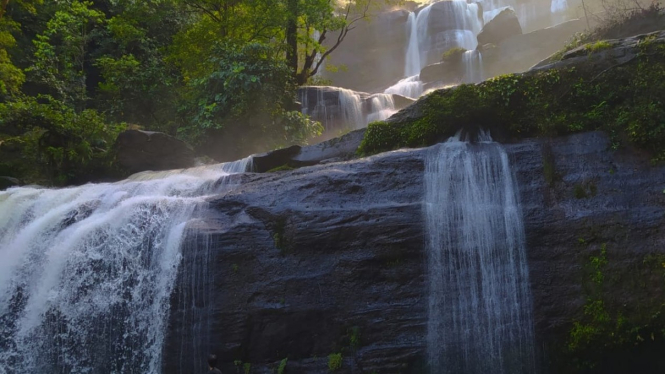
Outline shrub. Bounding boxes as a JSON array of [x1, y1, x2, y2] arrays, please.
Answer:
[[327, 353, 342, 372]]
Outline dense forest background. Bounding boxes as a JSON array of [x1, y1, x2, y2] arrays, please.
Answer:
[[0, 0, 394, 185]]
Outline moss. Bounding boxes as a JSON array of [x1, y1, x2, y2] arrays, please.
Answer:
[[585, 40, 613, 53], [327, 353, 343, 371], [574, 184, 588, 199], [358, 35, 665, 163], [442, 47, 468, 62], [273, 218, 289, 253], [563, 240, 665, 373], [267, 164, 295, 173]]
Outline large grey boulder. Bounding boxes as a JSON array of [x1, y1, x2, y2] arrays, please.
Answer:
[[477, 8, 522, 46], [114, 130, 196, 173]]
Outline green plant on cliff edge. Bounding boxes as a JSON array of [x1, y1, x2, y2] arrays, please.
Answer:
[[277, 358, 288, 374], [327, 353, 342, 371]]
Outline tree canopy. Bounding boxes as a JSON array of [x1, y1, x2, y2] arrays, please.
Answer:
[[0, 0, 394, 185]]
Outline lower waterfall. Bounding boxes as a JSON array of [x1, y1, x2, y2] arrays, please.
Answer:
[[0, 159, 251, 373], [424, 133, 536, 374]]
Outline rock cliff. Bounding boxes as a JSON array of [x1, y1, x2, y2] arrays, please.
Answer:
[[164, 131, 665, 373]]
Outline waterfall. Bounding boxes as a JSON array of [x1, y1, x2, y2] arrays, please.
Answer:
[[448, 1, 483, 51], [338, 88, 366, 130], [0, 159, 251, 373], [462, 50, 484, 84], [384, 75, 424, 99], [405, 11, 421, 77], [416, 4, 435, 71], [424, 132, 536, 374], [366, 94, 397, 123]]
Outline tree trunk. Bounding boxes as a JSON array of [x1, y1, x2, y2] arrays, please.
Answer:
[[0, 0, 10, 20], [286, 0, 299, 81]]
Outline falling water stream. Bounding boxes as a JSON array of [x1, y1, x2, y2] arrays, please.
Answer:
[[424, 132, 536, 374], [0, 158, 252, 373]]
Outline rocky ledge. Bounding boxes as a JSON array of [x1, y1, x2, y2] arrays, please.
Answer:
[[165, 131, 665, 374]]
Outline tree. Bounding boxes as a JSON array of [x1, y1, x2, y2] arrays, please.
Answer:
[[28, 0, 104, 111], [183, 42, 322, 160], [94, 0, 187, 134], [0, 0, 42, 97]]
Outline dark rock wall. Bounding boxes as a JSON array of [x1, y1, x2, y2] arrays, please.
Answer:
[[165, 131, 665, 373]]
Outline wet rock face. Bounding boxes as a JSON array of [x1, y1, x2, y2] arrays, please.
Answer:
[[165, 131, 665, 373]]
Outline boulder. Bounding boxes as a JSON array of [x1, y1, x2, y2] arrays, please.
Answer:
[[251, 145, 302, 173], [0, 176, 19, 190], [419, 61, 466, 85], [477, 8, 523, 46], [114, 130, 196, 173]]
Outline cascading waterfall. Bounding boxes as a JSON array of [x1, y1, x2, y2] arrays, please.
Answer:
[[384, 75, 424, 99], [337, 88, 366, 130], [405, 11, 421, 77], [446, 1, 483, 51], [462, 50, 485, 83], [388, 1, 484, 99], [300, 87, 396, 132], [366, 94, 397, 123], [0, 158, 251, 373], [424, 132, 536, 374]]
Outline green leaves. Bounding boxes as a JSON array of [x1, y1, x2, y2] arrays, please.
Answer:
[[28, 0, 105, 109]]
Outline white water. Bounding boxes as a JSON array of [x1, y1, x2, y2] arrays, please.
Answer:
[[0, 159, 251, 373], [366, 94, 397, 123], [424, 132, 536, 374], [300, 87, 396, 131], [391, 1, 483, 100], [405, 11, 421, 77], [449, 1, 483, 51], [384, 75, 424, 99], [462, 50, 484, 83]]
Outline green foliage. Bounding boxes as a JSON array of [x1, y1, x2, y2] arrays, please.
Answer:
[[586, 41, 613, 53], [327, 353, 343, 372], [441, 47, 467, 62], [182, 42, 322, 155], [348, 326, 361, 350], [277, 357, 288, 374], [243, 362, 251, 374], [358, 37, 665, 162], [28, 0, 105, 109], [551, 32, 589, 61], [565, 240, 665, 372], [267, 164, 295, 173], [0, 96, 124, 185], [551, 2, 664, 62]]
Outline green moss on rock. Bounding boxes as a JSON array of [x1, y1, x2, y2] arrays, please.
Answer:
[[358, 34, 665, 163]]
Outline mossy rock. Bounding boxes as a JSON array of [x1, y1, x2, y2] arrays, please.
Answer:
[[358, 31, 665, 163]]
